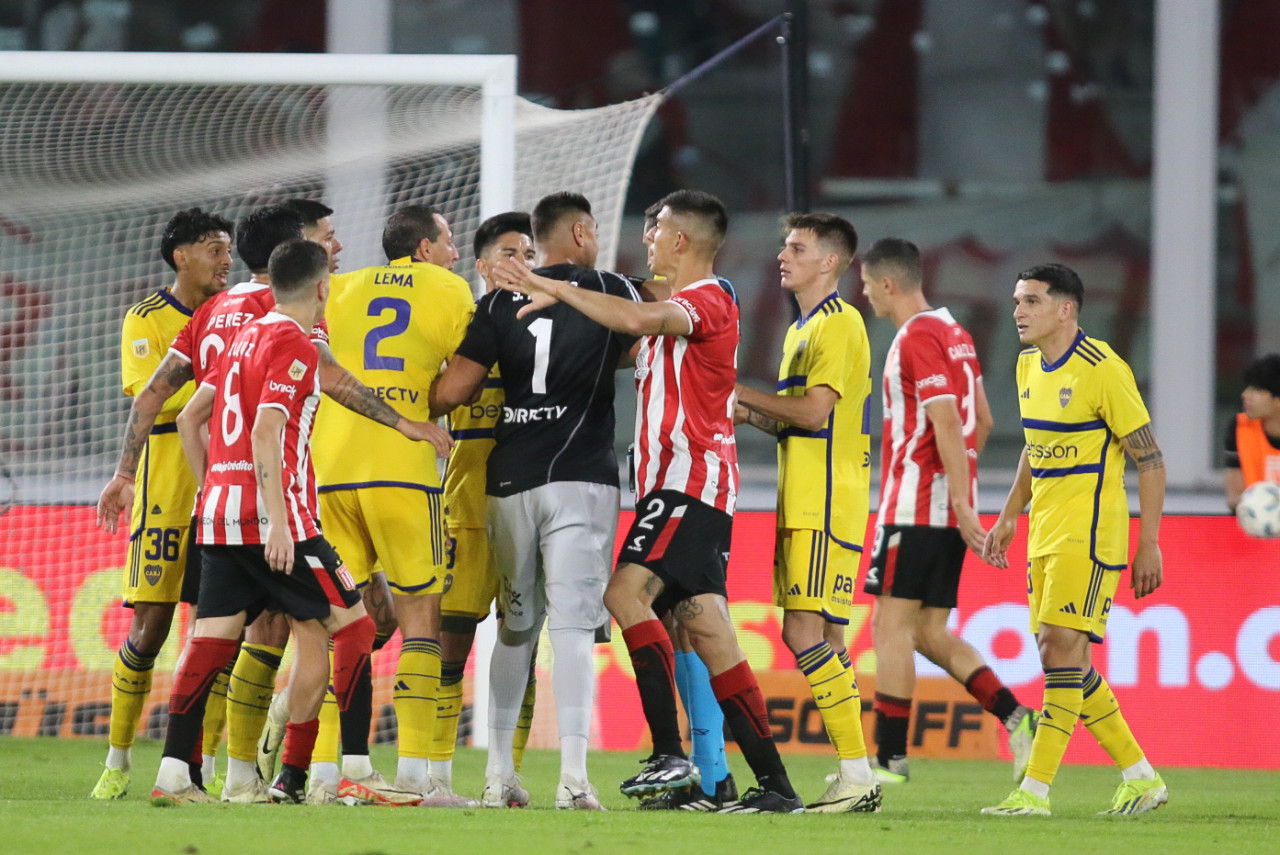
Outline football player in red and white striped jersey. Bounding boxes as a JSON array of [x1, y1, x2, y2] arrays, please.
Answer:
[[152, 240, 377, 805], [860, 237, 1036, 784], [493, 190, 802, 814]]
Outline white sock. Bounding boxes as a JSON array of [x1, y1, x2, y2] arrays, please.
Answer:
[[428, 759, 453, 788], [201, 754, 216, 782], [1121, 758, 1156, 781], [550, 627, 595, 784], [839, 756, 876, 786], [1020, 776, 1051, 799], [342, 754, 374, 780], [105, 746, 131, 771], [225, 757, 257, 791], [487, 625, 538, 779], [397, 757, 427, 784], [310, 761, 340, 789], [155, 756, 191, 792]]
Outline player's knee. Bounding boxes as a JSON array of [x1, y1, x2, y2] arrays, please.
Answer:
[[779, 619, 820, 656], [128, 605, 175, 655]]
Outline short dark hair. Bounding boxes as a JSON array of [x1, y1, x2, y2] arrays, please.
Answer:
[[381, 205, 444, 262], [236, 205, 304, 273], [1243, 353, 1280, 397], [160, 207, 234, 271], [658, 189, 728, 253], [785, 213, 859, 275], [474, 211, 533, 259], [1018, 262, 1085, 312], [532, 192, 592, 243], [280, 198, 334, 229], [643, 200, 662, 232], [267, 238, 328, 300], [861, 237, 923, 287]]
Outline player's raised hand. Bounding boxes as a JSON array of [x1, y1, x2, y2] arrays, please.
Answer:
[[264, 524, 294, 573], [982, 515, 1016, 568], [399, 418, 455, 457], [1129, 541, 1163, 599], [97, 473, 134, 533], [492, 258, 561, 318]]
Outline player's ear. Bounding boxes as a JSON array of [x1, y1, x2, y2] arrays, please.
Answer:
[[416, 236, 433, 263]]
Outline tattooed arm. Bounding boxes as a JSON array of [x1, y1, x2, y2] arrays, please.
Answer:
[[97, 353, 195, 532], [1120, 422, 1165, 598], [316, 342, 453, 456]]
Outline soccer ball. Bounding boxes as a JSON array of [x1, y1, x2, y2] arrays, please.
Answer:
[[1236, 481, 1280, 538]]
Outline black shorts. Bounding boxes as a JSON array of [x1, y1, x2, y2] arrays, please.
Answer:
[[179, 517, 201, 606], [196, 536, 361, 623], [863, 524, 966, 609], [618, 490, 731, 616]]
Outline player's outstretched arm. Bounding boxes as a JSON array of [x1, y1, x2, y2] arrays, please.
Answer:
[[428, 354, 489, 420], [315, 342, 453, 457], [175, 383, 215, 491], [925, 396, 987, 554], [493, 258, 691, 336], [735, 382, 836, 434], [1120, 421, 1165, 598], [98, 354, 196, 532], [251, 407, 294, 574], [982, 446, 1032, 568]]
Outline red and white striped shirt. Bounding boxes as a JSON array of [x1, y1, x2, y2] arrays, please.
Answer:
[[633, 279, 739, 514], [878, 307, 981, 528], [197, 312, 322, 545], [170, 281, 327, 384]]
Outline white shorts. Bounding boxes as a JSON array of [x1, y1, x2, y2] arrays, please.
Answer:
[[485, 481, 618, 633]]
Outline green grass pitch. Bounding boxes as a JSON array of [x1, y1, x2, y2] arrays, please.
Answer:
[[2, 738, 1277, 855]]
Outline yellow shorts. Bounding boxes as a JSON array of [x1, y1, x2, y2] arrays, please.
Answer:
[[1027, 554, 1120, 642], [124, 516, 191, 605], [773, 527, 858, 623], [441, 525, 499, 620], [319, 486, 447, 596], [124, 432, 197, 605]]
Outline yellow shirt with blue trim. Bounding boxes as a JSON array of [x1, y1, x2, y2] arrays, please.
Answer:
[[312, 258, 474, 491], [776, 292, 873, 548], [444, 367, 503, 528], [1016, 331, 1150, 567], [120, 288, 198, 529]]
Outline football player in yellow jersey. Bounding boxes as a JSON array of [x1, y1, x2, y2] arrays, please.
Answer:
[[90, 208, 233, 800], [982, 263, 1168, 817], [735, 213, 880, 813], [421, 212, 540, 807], [308, 205, 474, 804]]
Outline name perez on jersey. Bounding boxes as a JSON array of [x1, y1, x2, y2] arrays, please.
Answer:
[[503, 404, 568, 424]]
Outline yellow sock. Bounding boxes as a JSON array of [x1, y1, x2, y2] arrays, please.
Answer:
[[797, 641, 867, 760], [202, 662, 233, 757], [108, 639, 154, 749], [394, 637, 441, 759], [1025, 667, 1083, 785], [226, 643, 283, 762], [428, 661, 465, 761], [313, 646, 340, 764], [512, 670, 537, 772], [1081, 667, 1145, 769]]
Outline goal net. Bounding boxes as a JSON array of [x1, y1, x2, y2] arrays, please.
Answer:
[[0, 51, 661, 744]]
